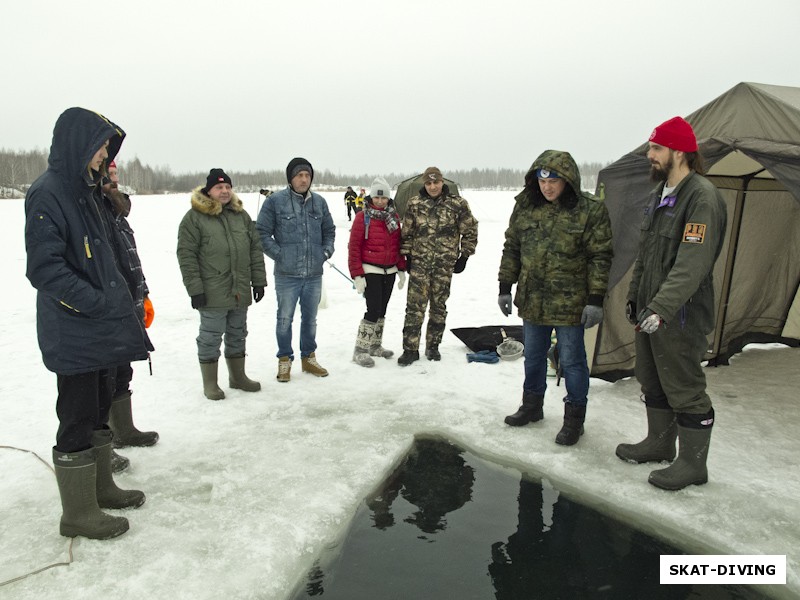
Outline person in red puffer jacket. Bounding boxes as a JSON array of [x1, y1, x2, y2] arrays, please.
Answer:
[[348, 177, 407, 367]]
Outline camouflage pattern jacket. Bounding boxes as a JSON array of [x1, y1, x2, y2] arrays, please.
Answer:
[[400, 185, 478, 272], [498, 150, 613, 325]]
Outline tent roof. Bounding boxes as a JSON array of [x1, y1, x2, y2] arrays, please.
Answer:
[[628, 82, 800, 156]]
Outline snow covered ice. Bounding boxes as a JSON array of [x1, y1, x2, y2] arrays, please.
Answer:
[[0, 191, 797, 599]]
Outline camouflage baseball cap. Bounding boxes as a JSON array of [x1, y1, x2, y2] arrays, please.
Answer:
[[422, 166, 443, 183]]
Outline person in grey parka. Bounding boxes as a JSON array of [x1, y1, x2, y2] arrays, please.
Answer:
[[177, 169, 267, 400]]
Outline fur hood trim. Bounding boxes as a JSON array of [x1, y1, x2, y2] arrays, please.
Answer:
[[190, 186, 244, 216]]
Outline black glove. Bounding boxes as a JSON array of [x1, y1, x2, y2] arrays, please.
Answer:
[[405, 255, 412, 274], [453, 255, 468, 274], [498, 294, 513, 316], [253, 286, 265, 303], [190, 293, 206, 309], [625, 300, 638, 325]]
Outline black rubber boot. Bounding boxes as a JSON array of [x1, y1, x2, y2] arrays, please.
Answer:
[[91, 430, 146, 510], [504, 392, 544, 426], [226, 355, 261, 392], [200, 360, 225, 400], [425, 347, 441, 361], [109, 392, 159, 448], [649, 410, 714, 490], [555, 402, 586, 446], [53, 447, 129, 539], [397, 350, 420, 366], [111, 449, 130, 473], [616, 407, 677, 463]]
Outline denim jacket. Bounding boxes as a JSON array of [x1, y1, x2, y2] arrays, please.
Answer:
[[256, 186, 335, 278]]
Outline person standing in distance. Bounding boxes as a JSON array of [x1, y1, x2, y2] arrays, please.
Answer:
[[616, 117, 726, 491], [498, 150, 612, 446], [256, 158, 336, 382], [344, 185, 357, 221]]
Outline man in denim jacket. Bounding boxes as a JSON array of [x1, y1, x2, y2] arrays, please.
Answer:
[[256, 158, 335, 382]]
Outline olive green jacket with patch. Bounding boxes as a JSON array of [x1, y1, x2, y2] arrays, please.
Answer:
[[498, 150, 613, 325], [177, 187, 267, 310], [628, 172, 727, 333]]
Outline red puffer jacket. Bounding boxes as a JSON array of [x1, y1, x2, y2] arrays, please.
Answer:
[[348, 207, 406, 277]]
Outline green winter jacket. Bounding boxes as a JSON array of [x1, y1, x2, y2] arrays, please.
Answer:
[[627, 171, 727, 333], [400, 185, 478, 272], [498, 150, 613, 325], [177, 187, 267, 309]]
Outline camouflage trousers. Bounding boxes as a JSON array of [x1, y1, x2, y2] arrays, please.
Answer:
[[401, 268, 453, 351]]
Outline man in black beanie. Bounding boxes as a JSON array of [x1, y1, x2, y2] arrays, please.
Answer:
[[178, 168, 268, 400], [256, 157, 335, 382]]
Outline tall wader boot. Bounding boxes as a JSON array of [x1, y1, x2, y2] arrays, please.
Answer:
[[370, 318, 394, 359], [504, 392, 545, 426], [53, 447, 129, 539], [555, 402, 586, 446], [649, 410, 714, 490], [109, 391, 159, 448], [226, 355, 261, 392], [353, 319, 376, 367], [200, 360, 225, 400], [616, 405, 677, 463], [91, 430, 146, 510]]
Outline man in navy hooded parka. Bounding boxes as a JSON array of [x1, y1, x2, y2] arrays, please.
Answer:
[[25, 107, 153, 540]]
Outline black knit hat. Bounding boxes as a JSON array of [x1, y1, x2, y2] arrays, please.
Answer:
[[203, 168, 232, 194], [286, 157, 313, 184]]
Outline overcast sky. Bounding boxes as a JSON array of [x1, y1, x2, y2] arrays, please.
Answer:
[[3, 0, 799, 177]]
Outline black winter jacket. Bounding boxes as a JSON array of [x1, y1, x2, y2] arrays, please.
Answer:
[[24, 108, 153, 374]]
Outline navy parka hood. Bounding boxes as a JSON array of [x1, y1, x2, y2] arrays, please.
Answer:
[[48, 107, 125, 186]]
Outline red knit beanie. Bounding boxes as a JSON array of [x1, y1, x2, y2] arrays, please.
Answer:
[[649, 116, 698, 152]]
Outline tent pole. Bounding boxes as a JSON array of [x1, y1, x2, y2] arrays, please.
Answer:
[[711, 179, 750, 363]]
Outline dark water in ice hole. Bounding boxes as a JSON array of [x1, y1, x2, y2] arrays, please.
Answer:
[[290, 437, 770, 600]]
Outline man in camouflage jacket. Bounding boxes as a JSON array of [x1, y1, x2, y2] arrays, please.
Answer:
[[397, 167, 478, 365], [498, 150, 613, 446]]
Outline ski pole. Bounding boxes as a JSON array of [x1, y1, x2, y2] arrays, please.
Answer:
[[326, 260, 354, 287]]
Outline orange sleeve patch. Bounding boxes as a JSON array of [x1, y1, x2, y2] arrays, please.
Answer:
[[683, 223, 706, 244]]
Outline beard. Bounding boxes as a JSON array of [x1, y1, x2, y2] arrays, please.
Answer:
[[649, 154, 673, 182]]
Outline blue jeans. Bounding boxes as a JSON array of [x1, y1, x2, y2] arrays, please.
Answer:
[[523, 322, 589, 406], [274, 275, 321, 360]]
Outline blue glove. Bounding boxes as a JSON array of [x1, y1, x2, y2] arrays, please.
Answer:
[[466, 350, 500, 364]]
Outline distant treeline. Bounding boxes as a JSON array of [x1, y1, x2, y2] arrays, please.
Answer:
[[0, 148, 609, 195]]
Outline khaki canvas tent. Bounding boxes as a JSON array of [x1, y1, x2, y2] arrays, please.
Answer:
[[393, 174, 460, 219], [593, 82, 800, 381]]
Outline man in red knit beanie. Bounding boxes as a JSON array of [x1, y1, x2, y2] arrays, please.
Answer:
[[616, 116, 728, 491]]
